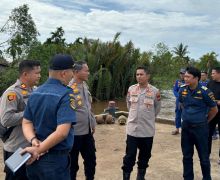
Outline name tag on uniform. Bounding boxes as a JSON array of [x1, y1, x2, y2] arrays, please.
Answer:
[[144, 98, 154, 105], [130, 94, 138, 103]]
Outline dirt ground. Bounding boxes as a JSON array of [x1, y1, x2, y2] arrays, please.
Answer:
[[0, 122, 219, 180]]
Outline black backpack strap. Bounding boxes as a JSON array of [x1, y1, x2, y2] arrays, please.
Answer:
[[2, 126, 15, 143]]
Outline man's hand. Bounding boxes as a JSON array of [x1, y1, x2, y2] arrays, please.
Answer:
[[31, 139, 48, 156], [31, 138, 41, 147], [21, 146, 40, 165], [92, 127, 95, 134]]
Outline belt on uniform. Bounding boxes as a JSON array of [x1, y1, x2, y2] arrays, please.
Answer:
[[48, 149, 70, 155], [183, 121, 207, 128]]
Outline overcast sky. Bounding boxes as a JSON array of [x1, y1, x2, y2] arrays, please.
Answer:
[[0, 0, 220, 60]]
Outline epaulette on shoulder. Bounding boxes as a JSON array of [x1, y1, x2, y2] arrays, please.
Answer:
[[180, 84, 187, 88], [201, 86, 208, 90], [130, 84, 138, 88]]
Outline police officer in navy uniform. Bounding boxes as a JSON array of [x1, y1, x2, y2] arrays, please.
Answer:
[[0, 60, 41, 180], [179, 67, 218, 180], [172, 68, 185, 135], [21, 54, 76, 180], [200, 70, 209, 87]]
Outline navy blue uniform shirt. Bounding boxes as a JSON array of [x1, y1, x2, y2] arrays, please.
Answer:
[[24, 78, 76, 151], [199, 80, 209, 87], [178, 83, 216, 123]]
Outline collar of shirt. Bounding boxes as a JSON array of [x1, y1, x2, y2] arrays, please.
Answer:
[[135, 84, 152, 95], [46, 78, 65, 86], [187, 83, 201, 95], [15, 79, 33, 92]]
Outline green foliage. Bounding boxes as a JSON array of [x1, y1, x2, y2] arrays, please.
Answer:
[[172, 43, 190, 65], [6, 4, 38, 60], [27, 42, 70, 84], [0, 66, 18, 95], [93, 67, 112, 100], [195, 52, 219, 75], [45, 27, 66, 45], [172, 43, 189, 58]]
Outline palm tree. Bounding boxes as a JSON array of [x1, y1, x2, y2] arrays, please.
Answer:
[[172, 43, 189, 58]]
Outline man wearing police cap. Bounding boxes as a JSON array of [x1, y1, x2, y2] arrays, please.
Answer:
[[21, 54, 76, 180]]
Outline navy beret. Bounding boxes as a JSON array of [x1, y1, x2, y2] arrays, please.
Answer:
[[49, 54, 75, 70]]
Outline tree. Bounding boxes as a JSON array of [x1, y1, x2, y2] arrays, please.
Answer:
[[172, 43, 190, 64], [5, 4, 39, 60], [196, 52, 219, 75], [173, 43, 189, 58], [0, 19, 10, 48], [45, 27, 66, 45], [151, 43, 176, 89]]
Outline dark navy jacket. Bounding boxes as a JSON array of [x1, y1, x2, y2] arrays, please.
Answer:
[[199, 80, 209, 87], [178, 83, 216, 123], [24, 78, 76, 151]]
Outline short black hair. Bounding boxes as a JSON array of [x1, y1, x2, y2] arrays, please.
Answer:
[[136, 66, 150, 74], [73, 60, 87, 71], [19, 60, 40, 76], [212, 67, 220, 73], [186, 66, 201, 81]]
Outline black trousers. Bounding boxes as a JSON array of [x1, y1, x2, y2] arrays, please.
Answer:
[[3, 150, 28, 180], [70, 133, 96, 180], [181, 121, 211, 180], [208, 112, 220, 157], [122, 135, 153, 173]]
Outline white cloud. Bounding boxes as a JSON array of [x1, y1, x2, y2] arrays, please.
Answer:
[[0, 0, 220, 59]]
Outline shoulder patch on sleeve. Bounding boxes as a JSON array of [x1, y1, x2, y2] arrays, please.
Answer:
[[156, 91, 161, 101], [7, 92, 17, 101]]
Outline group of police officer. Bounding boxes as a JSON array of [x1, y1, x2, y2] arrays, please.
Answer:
[[0, 55, 220, 180], [0, 55, 96, 180]]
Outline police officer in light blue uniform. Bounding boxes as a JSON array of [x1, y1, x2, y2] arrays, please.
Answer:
[[172, 68, 185, 135], [179, 66, 218, 180], [22, 54, 76, 180]]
